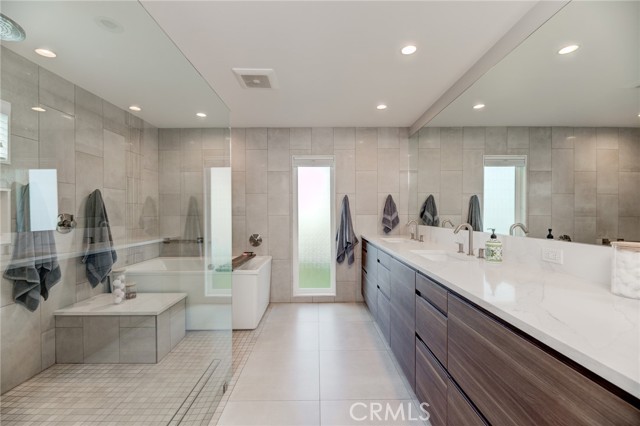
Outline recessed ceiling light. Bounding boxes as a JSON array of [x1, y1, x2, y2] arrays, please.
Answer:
[[31, 106, 46, 112], [128, 105, 141, 112], [558, 44, 579, 55], [196, 112, 207, 118], [376, 104, 387, 110], [401, 45, 417, 55], [35, 48, 56, 58], [473, 104, 485, 110]]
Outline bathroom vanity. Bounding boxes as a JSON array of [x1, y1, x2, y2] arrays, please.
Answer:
[[361, 237, 640, 426]]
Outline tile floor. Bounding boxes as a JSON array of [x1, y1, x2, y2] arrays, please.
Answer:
[[213, 303, 426, 426], [1, 303, 425, 426], [1, 331, 229, 426]]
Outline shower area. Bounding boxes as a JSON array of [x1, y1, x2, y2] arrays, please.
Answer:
[[0, 2, 232, 425]]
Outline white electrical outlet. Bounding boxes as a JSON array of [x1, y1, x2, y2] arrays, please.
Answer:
[[542, 247, 563, 264]]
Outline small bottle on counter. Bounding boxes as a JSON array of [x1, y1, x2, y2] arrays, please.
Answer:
[[547, 229, 554, 239], [485, 228, 503, 263]]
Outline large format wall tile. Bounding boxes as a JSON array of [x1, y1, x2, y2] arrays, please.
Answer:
[[39, 68, 74, 116], [1, 303, 42, 393], [1, 48, 39, 140], [39, 108, 75, 184]]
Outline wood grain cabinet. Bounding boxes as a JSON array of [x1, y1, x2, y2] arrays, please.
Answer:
[[415, 338, 447, 426], [447, 380, 487, 426], [376, 289, 391, 344], [389, 257, 416, 389], [448, 294, 640, 426], [415, 294, 447, 367]]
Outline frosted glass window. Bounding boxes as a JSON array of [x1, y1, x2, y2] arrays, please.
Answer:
[[484, 167, 516, 235], [483, 155, 527, 235], [0, 100, 11, 163], [293, 156, 335, 296]]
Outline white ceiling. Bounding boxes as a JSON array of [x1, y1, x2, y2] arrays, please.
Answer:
[[2, 0, 230, 128], [429, 1, 640, 128], [140, 0, 538, 128]]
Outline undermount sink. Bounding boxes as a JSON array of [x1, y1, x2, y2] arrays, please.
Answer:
[[381, 237, 409, 243], [410, 249, 476, 262]]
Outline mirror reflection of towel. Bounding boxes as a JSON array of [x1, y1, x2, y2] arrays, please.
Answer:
[[82, 189, 117, 288], [420, 195, 440, 227], [3, 184, 61, 311], [382, 195, 399, 234], [467, 195, 483, 232], [336, 195, 358, 265]]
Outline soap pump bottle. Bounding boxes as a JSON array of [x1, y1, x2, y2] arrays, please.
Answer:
[[485, 228, 503, 263]]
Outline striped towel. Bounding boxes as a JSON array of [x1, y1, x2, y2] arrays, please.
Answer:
[[382, 195, 399, 234], [420, 194, 440, 226]]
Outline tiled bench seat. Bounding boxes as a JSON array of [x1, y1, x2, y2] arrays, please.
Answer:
[[54, 293, 187, 364]]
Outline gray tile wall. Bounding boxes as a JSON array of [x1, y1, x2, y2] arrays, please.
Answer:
[[157, 128, 230, 245], [416, 126, 640, 244], [229, 127, 415, 303], [0, 47, 161, 393]]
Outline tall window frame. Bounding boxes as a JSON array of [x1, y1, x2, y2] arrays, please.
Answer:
[[291, 155, 336, 297]]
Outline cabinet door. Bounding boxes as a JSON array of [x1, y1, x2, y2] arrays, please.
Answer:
[[415, 338, 447, 426], [448, 380, 487, 426], [362, 269, 377, 318], [389, 258, 416, 389], [448, 294, 640, 426], [376, 289, 391, 344]]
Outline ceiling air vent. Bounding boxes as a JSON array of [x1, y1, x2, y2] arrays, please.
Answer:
[[232, 68, 279, 89]]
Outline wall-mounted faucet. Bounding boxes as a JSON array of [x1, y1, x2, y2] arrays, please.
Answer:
[[441, 219, 455, 228], [406, 220, 418, 240], [509, 223, 529, 236], [453, 223, 474, 256]]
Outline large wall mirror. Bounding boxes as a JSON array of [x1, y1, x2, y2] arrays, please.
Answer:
[[415, 0, 639, 246]]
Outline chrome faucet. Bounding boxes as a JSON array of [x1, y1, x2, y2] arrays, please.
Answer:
[[509, 223, 529, 236], [406, 220, 418, 240], [441, 219, 455, 228], [453, 223, 474, 256]]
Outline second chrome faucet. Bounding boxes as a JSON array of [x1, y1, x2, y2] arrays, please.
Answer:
[[453, 223, 474, 256]]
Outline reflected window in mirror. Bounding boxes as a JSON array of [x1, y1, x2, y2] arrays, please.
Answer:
[[483, 155, 527, 235], [0, 100, 10, 164]]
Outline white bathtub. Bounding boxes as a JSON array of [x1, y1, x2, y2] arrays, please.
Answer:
[[232, 256, 272, 330], [125, 256, 271, 331]]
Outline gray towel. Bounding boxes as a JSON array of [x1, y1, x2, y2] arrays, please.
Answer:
[[3, 184, 61, 311], [82, 189, 117, 288], [336, 195, 358, 265], [382, 195, 399, 234], [467, 195, 483, 232], [183, 196, 203, 257], [420, 195, 440, 227]]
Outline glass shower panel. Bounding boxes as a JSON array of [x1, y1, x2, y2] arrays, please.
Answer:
[[0, 1, 232, 424]]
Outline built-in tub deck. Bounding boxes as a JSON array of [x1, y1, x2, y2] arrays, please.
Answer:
[[54, 293, 187, 364]]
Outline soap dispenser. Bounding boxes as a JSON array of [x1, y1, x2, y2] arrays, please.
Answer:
[[485, 228, 503, 263]]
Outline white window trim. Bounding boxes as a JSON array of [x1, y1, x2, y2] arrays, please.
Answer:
[[483, 155, 528, 225], [291, 155, 336, 297]]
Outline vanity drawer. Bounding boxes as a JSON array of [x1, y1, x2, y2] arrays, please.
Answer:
[[377, 249, 392, 269], [390, 258, 416, 389], [448, 380, 487, 426], [448, 294, 640, 426], [376, 289, 390, 344], [377, 263, 391, 298], [362, 270, 377, 318], [416, 273, 448, 314], [415, 337, 447, 426], [416, 294, 447, 367], [363, 244, 378, 280]]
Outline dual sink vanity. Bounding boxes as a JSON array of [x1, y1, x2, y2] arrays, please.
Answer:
[[361, 235, 640, 426]]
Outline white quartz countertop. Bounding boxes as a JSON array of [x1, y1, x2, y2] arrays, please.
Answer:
[[363, 235, 640, 400], [54, 293, 187, 316]]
